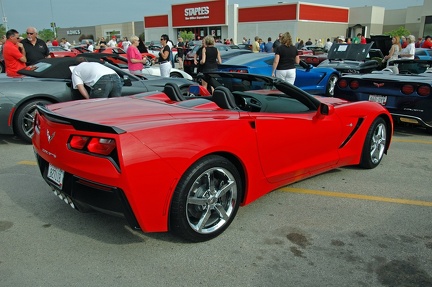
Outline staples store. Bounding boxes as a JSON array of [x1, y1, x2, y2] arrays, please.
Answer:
[[144, 0, 352, 44]]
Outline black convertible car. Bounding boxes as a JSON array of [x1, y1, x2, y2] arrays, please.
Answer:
[[334, 59, 432, 133], [0, 55, 194, 143], [318, 42, 384, 74]]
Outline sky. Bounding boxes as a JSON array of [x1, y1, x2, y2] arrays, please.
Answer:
[[0, 0, 425, 33]]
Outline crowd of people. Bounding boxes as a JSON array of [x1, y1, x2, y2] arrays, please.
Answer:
[[0, 24, 428, 99]]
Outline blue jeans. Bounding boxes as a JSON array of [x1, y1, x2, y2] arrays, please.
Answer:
[[90, 74, 122, 98]]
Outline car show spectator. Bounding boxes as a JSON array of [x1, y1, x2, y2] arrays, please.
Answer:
[[126, 35, 146, 75], [86, 40, 94, 52], [324, 38, 333, 51], [272, 33, 282, 52], [399, 35, 416, 59], [401, 36, 408, 48], [421, 35, 432, 49], [2, 29, 27, 77], [107, 36, 117, 47], [305, 38, 313, 45], [98, 37, 107, 48], [264, 37, 273, 52], [71, 57, 122, 99], [52, 38, 59, 46], [176, 37, 185, 70], [159, 34, 172, 77], [200, 35, 222, 91], [21, 27, 49, 66], [60, 38, 72, 50], [137, 37, 148, 53], [383, 36, 401, 65], [252, 36, 260, 53], [122, 37, 131, 51], [272, 31, 300, 85]]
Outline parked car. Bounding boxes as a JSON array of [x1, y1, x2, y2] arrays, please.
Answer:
[[318, 43, 384, 74], [183, 43, 248, 77], [0, 56, 194, 143], [217, 53, 340, 96], [93, 47, 157, 66], [415, 48, 432, 60], [48, 46, 80, 58], [334, 59, 432, 133], [32, 71, 393, 242]]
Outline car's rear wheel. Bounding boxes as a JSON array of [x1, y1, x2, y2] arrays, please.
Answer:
[[170, 155, 242, 242], [14, 99, 52, 143], [170, 72, 182, 78], [326, 74, 339, 96], [146, 56, 153, 66], [359, 117, 387, 169]]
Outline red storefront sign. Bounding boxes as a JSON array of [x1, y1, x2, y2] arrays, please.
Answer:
[[172, 0, 226, 27]]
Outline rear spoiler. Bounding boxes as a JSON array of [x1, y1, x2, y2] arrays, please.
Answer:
[[36, 103, 126, 134]]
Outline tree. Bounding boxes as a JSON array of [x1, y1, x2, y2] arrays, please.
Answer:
[[178, 31, 195, 42], [384, 26, 411, 38], [33, 29, 55, 42], [0, 23, 6, 39]]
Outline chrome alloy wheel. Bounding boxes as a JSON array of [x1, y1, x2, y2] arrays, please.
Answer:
[[185, 167, 238, 234], [369, 122, 387, 164]]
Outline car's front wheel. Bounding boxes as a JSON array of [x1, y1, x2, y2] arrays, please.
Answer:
[[359, 117, 388, 169], [14, 99, 52, 143], [170, 155, 242, 242], [326, 74, 339, 96]]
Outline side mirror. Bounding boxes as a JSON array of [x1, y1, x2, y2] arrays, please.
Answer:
[[318, 103, 334, 116]]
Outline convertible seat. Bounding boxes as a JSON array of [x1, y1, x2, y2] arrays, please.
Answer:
[[163, 83, 186, 101], [212, 86, 238, 110]]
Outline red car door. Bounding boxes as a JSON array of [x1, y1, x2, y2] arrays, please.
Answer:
[[253, 110, 342, 183]]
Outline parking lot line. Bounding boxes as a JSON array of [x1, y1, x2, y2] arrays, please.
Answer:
[[281, 187, 432, 207], [392, 138, 432, 145], [18, 161, 37, 166]]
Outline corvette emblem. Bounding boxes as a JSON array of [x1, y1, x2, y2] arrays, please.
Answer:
[[47, 130, 56, 143], [373, 82, 384, 88]]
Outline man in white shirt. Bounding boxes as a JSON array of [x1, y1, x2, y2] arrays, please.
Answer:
[[399, 35, 416, 59], [71, 57, 122, 99], [107, 36, 117, 48]]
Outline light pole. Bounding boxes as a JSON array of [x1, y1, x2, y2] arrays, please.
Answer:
[[49, 0, 56, 38], [0, 0, 8, 31]]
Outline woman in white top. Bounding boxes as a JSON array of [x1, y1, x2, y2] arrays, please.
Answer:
[[383, 36, 401, 65], [399, 35, 416, 59]]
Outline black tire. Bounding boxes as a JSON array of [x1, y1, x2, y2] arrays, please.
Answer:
[[170, 155, 242, 242], [14, 99, 52, 143], [359, 117, 388, 169], [326, 74, 339, 96], [170, 72, 182, 78], [146, 56, 153, 66]]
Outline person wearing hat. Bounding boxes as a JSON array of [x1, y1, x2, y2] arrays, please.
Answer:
[[337, 36, 346, 43], [107, 36, 117, 47], [422, 35, 432, 49]]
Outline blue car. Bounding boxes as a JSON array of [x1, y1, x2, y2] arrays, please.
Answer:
[[217, 53, 340, 96], [415, 48, 432, 60]]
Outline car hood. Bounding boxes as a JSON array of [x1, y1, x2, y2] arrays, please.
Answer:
[[327, 43, 374, 61]]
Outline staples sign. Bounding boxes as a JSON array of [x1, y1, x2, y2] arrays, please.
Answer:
[[184, 6, 210, 20]]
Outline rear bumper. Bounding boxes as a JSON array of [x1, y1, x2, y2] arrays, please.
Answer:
[[35, 152, 141, 230]]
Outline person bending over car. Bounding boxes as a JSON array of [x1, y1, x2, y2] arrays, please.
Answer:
[[71, 57, 122, 99]]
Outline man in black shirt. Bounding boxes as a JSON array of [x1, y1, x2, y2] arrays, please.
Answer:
[[272, 33, 282, 52], [21, 27, 49, 66]]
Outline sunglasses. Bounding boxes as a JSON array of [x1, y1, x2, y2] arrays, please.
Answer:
[[27, 32, 34, 35]]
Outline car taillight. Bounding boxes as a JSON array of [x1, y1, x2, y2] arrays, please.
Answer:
[[69, 136, 116, 156], [70, 135, 90, 149], [417, 85, 430, 96], [401, 84, 414, 95], [338, 79, 348, 88], [349, 80, 359, 90]]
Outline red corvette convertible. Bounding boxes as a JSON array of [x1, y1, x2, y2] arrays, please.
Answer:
[[32, 72, 393, 242]]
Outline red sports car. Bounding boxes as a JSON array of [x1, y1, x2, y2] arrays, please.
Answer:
[[94, 47, 156, 65], [32, 72, 393, 242]]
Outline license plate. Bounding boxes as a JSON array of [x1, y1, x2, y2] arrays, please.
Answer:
[[368, 95, 387, 105], [47, 164, 64, 188]]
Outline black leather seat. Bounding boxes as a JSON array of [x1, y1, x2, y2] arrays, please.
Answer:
[[163, 83, 186, 101], [212, 86, 238, 110]]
